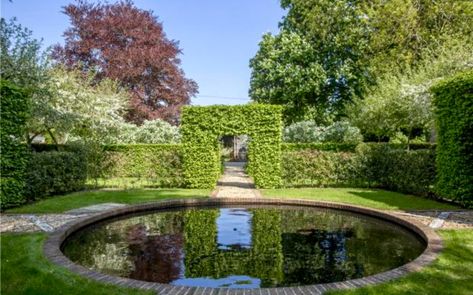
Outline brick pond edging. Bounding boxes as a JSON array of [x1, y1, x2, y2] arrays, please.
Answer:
[[44, 198, 443, 295]]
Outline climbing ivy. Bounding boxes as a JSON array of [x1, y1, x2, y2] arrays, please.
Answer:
[[181, 104, 283, 188]]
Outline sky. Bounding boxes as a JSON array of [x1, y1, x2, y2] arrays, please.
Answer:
[[1, 0, 285, 105]]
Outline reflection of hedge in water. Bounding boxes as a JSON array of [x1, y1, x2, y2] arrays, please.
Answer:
[[279, 209, 359, 285], [279, 209, 423, 284], [64, 211, 185, 278], [184, 209, 219, 277], [183, 209, 284, 287]]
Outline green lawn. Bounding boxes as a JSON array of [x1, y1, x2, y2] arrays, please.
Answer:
[[6, 189, 210, 214], [262, 188, 459, 211], [0, 233, 153, 295], [331, 229, 473, 295]]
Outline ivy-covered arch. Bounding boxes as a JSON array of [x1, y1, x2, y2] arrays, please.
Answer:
[[181, 104, 283, 188]]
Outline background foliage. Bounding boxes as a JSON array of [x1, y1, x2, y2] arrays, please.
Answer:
[[53, 0, 197, 124], [432, 71, 473, 207], [283, 121, 362, 144], [181, 105, 283, 188]]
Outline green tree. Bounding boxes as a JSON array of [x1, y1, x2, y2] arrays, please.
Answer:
[[249, 32, 326, 123], [250, 0, 473, 123], [362, 0, 473, 75], [349, 41, 473, 142], [0, 18, 49, 88]]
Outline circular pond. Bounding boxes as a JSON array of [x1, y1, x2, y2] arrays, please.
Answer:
[[62, 204, 426, 289]]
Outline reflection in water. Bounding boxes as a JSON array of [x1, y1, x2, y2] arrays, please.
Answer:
[[63, 206, 425, 288], [217, 209, 252, 250]]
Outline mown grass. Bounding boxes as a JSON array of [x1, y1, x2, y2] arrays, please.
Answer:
[[331, 229, 473, 295], [6, 189, 210, 214], [262, 188, 459, 211], [0, 233, 153, 295]]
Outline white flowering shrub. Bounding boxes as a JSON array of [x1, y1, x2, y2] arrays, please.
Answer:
[[283, 121, 362, 143], [105, 119, 180, 144], [324, 121, 363, 144]]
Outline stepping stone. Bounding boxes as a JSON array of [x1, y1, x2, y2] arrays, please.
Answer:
[[66, 203, 126, 215], [429, 212, 451, 229]]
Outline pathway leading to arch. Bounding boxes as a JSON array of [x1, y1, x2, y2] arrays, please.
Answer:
[[211, 162, 262, 198]]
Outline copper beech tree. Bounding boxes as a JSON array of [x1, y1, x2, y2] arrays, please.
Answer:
[[53, 0, 197, 124]]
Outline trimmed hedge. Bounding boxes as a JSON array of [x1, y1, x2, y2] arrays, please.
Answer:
[[26, 149, 87, 201], [0, 81, 30, 209], [282, 144, 436, 197], [432, 71, 473, 207], [281, 142, 435, 152], [181, 105, 283, 188], [101, 144, 184, 187]]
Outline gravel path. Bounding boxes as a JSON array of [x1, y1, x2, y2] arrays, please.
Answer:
[[211, 162, 262, 198]]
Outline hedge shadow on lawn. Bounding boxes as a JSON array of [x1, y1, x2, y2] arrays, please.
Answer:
[[346, 190, 458, 210]]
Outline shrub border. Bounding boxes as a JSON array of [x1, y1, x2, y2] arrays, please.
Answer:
[[44, 198, 442, 295]]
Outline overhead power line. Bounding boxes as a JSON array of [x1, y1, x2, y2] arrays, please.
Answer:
[[195, 95, 250, 101]]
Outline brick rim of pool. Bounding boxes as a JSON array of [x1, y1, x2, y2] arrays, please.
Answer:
[[44, 198, 443, 294]]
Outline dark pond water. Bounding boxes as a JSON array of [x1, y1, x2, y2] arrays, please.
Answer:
[[63, 206, 425, 288]]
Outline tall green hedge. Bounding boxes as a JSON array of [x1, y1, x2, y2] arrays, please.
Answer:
[[26, 149, 87, 201], [282, 144, 436, 197], [102, 144, 184, 187], [432, 71, 473, 207], [181, 105, 283, 188], [0, 80, 30, 209]]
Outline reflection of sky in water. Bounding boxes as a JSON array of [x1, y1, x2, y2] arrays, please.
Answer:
[[216, 208, 252, 250], [173, 275, 260, 289]]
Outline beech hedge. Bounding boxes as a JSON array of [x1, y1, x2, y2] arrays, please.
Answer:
[[282, 143, 436, 197], [432, 71, 473, 207], [0, 81, 30, 209], [26, 148, 87, 201], [101, 144, 184, 187], [181, 105, 283, 188]]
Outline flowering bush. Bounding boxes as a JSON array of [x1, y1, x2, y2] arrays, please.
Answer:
[[283, 121, 362, 143], [104, 119, 180, 144]]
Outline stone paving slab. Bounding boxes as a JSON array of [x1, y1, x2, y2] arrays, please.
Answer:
[[0, 214, 87, 233], [66, 202, 126, 215]]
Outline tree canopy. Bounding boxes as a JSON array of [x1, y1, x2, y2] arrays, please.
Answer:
[[53, 0, 198, 124], [250, 0, 473, 124]]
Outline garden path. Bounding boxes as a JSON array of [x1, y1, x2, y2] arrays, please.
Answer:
[[210, 162, 262, 198]]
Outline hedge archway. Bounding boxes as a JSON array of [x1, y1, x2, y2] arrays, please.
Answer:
[[181, 104, 283, 188]]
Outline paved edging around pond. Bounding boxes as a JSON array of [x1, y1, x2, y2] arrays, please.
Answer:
[[44, 198, 443, 295]]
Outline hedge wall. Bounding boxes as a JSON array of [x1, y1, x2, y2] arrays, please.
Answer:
[[26, 149, 87, 201], [432, 71, 473, 207], [181, 104, 283, 188], [0, 81, 30, 209], [281, 142, 435, 152], [282, 144, 436, 197], [101, 144, 184, 187]]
